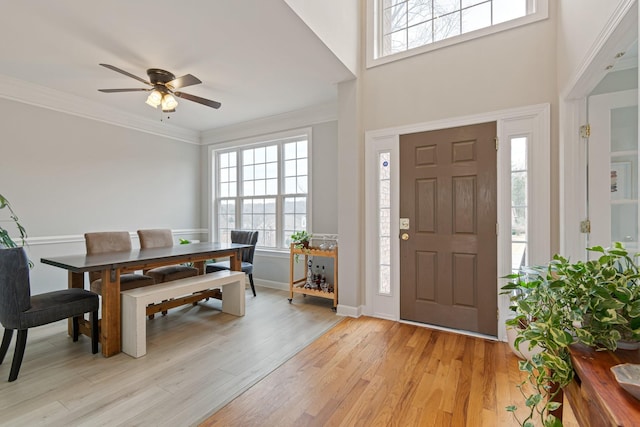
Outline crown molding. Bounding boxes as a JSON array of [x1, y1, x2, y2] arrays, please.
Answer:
[[563, 0, 637, 99], [201, 101, 337, 145], [0, 74, 200, 144]]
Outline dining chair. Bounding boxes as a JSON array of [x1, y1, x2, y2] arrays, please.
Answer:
[[84, 231, 155, 294], [206, 230, 259, 296], [0, 247, 99, 382], [136, 229, 198, 283]]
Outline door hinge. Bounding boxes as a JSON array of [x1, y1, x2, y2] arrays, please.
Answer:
[[497, 309, 500, 320], [580, 124, 591, 138], [580, 219, 591, 233], [496, 223, 499, 236], [495, 137, 499, 150]]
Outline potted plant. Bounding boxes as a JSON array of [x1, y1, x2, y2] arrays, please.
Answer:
[[290, 230, 312, 249], [502, 242, 640, 427], [0, 193, 27, 249], [504, 266, 545, 361], [290, 230, 312, 262]]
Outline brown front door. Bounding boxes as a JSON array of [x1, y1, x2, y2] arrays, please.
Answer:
[[399, 122, 497, 336]]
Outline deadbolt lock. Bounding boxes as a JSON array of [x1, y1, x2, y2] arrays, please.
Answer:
[[401, 233, 409, 241]]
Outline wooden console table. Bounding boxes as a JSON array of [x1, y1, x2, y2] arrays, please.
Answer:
[[563, 343, 640, 426]]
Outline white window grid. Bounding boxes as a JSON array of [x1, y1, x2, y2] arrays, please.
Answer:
[[511, 135, 528, 273], [370, 0, 547, 66], [215, 136, 309, 250]]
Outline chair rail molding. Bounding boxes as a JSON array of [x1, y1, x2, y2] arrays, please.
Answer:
[[19, 229, 207, 246]]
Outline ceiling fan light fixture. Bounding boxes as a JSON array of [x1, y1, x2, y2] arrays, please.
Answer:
[[161, 93, 178, 111], [145, 90, 162, 108], [98, 64, 221, 112]]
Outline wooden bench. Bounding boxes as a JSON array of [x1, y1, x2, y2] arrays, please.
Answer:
[[121, 270, 246, 358]]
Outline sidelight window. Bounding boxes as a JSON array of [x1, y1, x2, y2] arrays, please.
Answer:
[[378, 151, 392, 295], [511, 136, 528, 273]]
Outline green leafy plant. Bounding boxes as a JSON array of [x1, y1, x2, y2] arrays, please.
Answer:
[[290, 230, 311, 248], [290, 230, 312, 262], [179, 238, 191, 244], [0, 194, 28, 249], [502, 243, 640, 426]]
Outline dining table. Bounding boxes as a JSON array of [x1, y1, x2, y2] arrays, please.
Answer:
[[41, 242, 250, 357]]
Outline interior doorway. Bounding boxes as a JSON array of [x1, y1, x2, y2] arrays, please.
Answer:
[[560, 2, 638, 261]]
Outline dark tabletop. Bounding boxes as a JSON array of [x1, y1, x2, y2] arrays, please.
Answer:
[[41, 242, 251, 273]]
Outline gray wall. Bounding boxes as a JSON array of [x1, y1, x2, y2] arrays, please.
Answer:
[[0, 98, 202, 293], [203, 119, 339, 288]]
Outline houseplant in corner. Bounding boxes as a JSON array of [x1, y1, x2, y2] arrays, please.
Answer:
[[502, 261, 574, 427], [502, 242, 640, 427], [0, 193, 28, 249]]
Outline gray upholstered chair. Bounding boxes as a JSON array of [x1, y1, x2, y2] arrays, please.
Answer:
[[206, 230, 259, 296], [0, 247, 99, 382], [137, 229, 198, 283], [84, 231, 154, 294]]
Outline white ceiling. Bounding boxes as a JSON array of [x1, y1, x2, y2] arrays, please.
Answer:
[[0, 1, 354, 133]]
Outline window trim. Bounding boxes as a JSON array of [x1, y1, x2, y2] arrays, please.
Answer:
[[366, 0, 549, 68], [208, 127, 313, 252]]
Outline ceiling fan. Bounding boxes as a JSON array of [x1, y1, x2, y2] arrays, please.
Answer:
[[97, 63, 221, 112]]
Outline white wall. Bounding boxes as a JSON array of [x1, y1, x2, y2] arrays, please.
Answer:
[[362, 14, 556, 130], [284, 0, 359, 75], [0, 98, 202, 293], [556, 0, 631, 92]]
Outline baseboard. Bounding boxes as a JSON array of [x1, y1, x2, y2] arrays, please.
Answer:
[[336, 304, 360, 318], [254, 278, 289, 291]]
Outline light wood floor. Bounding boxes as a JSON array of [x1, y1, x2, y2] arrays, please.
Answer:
[[0, 286, 342, 427], [203, 317, 580, 427]]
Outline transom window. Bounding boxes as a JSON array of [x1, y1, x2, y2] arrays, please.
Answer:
[[213, 132, 310, 249], [368, 0, 548, 66]]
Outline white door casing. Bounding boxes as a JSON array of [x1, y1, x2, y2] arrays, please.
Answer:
[[364, 104, 550, 341]]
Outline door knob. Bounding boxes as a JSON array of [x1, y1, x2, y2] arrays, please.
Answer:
[[401, 233, 409, 240]]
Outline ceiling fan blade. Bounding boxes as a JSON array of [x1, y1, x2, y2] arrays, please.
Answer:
[[98, 88, 150, 93], [174, 91, 221, 109], [167, 74, 201, 90], [99, 63, 152, 86]]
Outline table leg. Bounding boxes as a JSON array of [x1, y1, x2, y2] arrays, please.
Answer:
[[193, 260, 205, 275], [229, 250, 242, 271], [67, 271, 85, 336], [100, 268, 121, 357]]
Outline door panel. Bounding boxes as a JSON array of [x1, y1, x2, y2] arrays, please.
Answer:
[[400, 122, 497, 336], [588, 89, 639, 252]]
